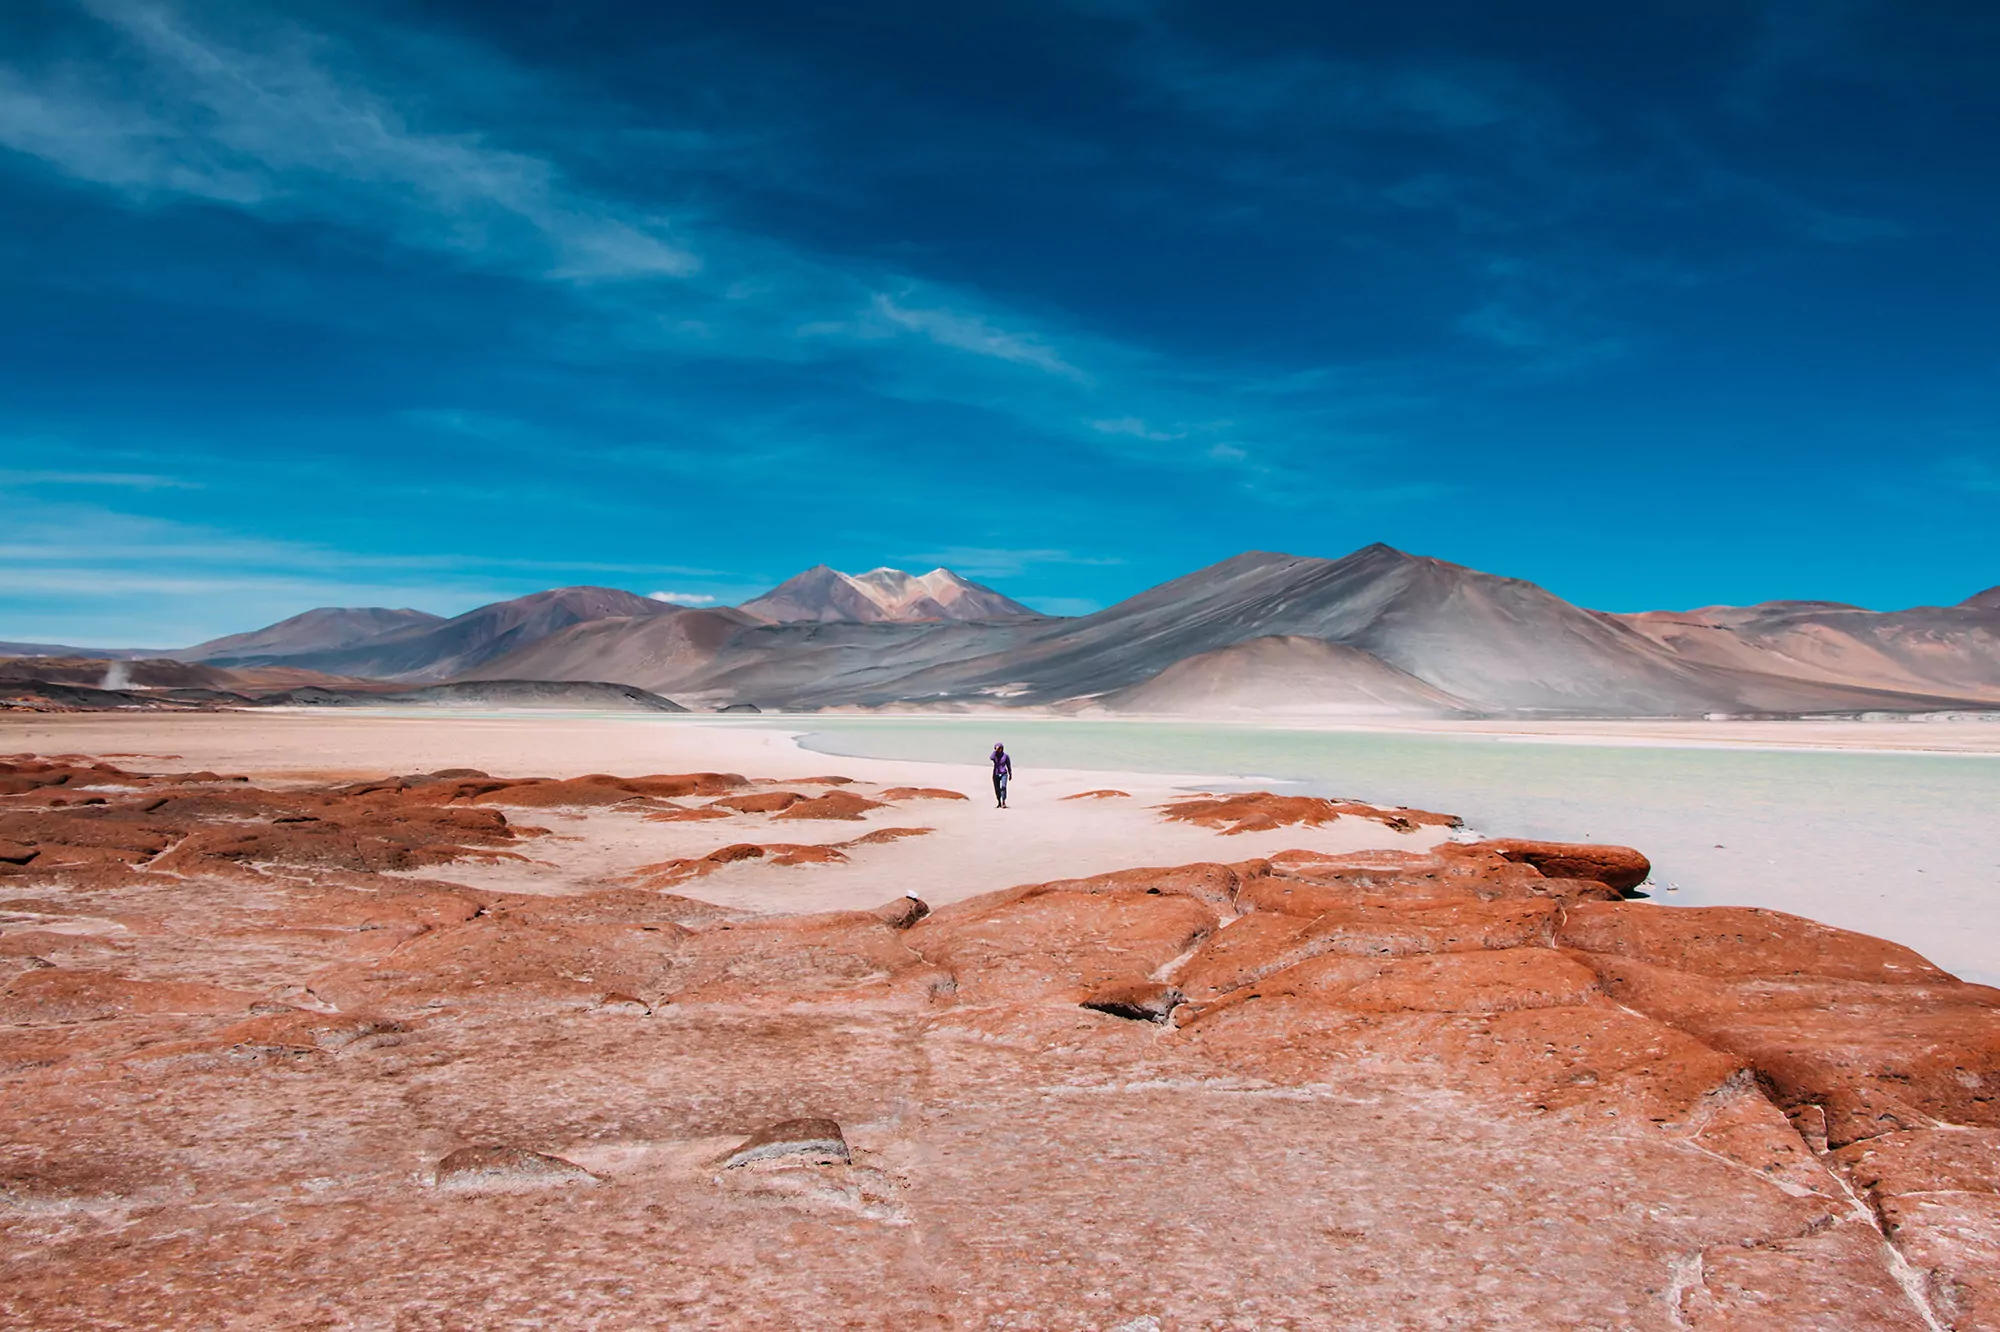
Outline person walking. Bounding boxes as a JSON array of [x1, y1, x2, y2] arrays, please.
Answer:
[[990, 743, 1012, 809]]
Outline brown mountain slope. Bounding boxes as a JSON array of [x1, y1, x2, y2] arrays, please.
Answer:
[[1619, 594, 2000, 704], [215, 587, 674, 682], [862, 546, 1787, 715], [461, 607, 760, 696], [178, 607, 444, 665], [0, 640, 162, 660], [1094, 636, 1473, 717], [456, 547, 2000, 716], [0, 656, 244, 690]]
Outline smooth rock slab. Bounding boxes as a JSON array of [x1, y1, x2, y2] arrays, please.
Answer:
[[432, 1146, 599, 1192], [719, 1118, 851, 1169]]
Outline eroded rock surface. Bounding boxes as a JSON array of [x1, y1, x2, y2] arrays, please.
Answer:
[[2, 754, 1996, 1329], [1160, 791, 1462, 835], [720, 1118, 851, 1168]]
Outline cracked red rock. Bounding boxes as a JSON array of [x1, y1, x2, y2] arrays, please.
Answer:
[[0, 752, 1993, 1329]]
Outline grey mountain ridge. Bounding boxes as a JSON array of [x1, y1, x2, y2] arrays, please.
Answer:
[[181, 606, 445, 664], [199, 587, 671, 681], [465, 546, 2000, 716], [13, 549, 1997, 717]]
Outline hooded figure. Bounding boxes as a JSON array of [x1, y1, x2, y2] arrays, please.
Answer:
[[990, 743, 1012, 809]]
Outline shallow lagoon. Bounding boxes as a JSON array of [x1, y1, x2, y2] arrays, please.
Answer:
[[793, 717, 2000, 986]]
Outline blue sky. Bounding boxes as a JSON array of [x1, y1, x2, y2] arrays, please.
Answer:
[[2, 0, 1996, 645]]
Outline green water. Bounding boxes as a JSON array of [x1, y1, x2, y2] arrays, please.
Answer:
[[787, 717, 2000, 985]]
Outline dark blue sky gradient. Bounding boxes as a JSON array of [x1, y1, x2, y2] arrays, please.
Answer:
[[2, 0, 1996, 644]]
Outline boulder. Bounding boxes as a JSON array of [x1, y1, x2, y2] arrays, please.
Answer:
[[707, 791, 807, 814], [879, 787, 969, 801], [1082, 981, 1186, 1023], [773, 791, 886, 821], [870, 895, 931, 929], [1471, 839, 1651, 892], [432, 1146, 599, 1191], [720, 1118, 850, 1169]]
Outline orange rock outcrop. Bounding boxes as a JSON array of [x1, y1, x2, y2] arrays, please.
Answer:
[[1, 754, 1994, 1327], [1160, 790, 1463, 834]]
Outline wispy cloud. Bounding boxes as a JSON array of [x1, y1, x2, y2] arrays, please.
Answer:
[[0, 0, 1462, 509], [648, 590, 718, 605], [0, 1, 1119, 406], [1455, 301, 1625, 374], [1021, 596, 1102, 617], [1090, 417, 1184, 441], [1936, 455, 2000, 495], [0, 467, 201, 490], [1650, 119, 1904, 248], [1150, 49, 1565, 144], [0, 490, 747, 643], [867, 295, 1090, 383], [1727, 0, 1878, 118], [908, 547, 1125, 580], [0, 0, 698, 282]]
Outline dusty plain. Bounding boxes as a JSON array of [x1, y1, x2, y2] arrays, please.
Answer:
[[2, 710, 1998, 1330]]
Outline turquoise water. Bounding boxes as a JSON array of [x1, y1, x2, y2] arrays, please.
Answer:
[[788, 718, 2000, 986]]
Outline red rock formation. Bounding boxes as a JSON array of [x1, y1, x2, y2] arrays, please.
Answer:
[[432, 1145, 599, 1191], [772, 790, 886, 821], [1061, 788, 1131, 799], [629, 827, 934, 886], [879, 786, 968, 801], [639, 801, 735, 822], [1159, 790, 1461, 834], [466, 772, 747, 807], [1081, 980, 1186, 1022], [1473, 837, 1652, 891], [718, 1118, 850, 1168], [1834, 1128, 2000, 1325], [2, 754, 1993, 1328], [706, 790, 809, 813]]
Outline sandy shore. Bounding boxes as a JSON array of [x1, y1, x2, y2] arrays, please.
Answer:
[[0, 710, 1452, 915], [8, 708, 1994, 957]]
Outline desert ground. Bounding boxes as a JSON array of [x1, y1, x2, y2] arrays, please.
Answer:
[[2, 710, 1997, 1329], [0, 711, 1455, 916]]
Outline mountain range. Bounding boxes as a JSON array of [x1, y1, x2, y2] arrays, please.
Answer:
[[6, 550, 1997, 718], [187, 587, 670, 682]]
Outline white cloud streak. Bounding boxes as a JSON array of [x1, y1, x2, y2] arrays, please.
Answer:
[[1937, 455, 2000, 495], [0, 0, 698, 281], [0, 467, 201, 489], [0, 493, 749, 642], [1090, 416, 1184, 441], [0, 0, 1459, 548], [869, 294, 1090, 383], [907, 547, 1125, 580]]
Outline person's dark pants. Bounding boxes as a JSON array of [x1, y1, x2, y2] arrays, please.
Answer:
[[993, 773, 1008, 805]]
